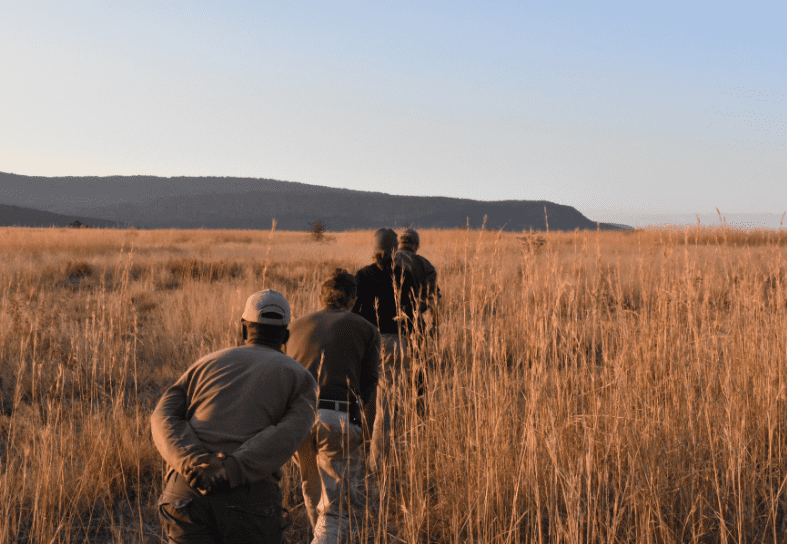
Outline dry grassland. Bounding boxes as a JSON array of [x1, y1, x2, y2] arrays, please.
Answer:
[[1, 225, 786, 543]]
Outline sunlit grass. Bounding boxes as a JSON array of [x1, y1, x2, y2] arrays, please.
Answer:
[[1, 225, 785, 542]]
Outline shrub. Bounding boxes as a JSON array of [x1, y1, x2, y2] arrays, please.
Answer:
[[307, 220, 327, 242]]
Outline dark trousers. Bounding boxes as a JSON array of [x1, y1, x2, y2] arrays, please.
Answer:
[[158, 472, 285, 544]]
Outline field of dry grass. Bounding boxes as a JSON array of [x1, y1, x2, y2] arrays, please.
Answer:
[[1, 225, 786, 543]]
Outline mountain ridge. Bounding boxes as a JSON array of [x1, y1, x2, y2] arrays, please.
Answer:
[[0, 202, 120, 228], [0, 172, 626, 231]]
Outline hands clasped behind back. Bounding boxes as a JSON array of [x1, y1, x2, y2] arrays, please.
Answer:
[[184, 452, 230, 495]]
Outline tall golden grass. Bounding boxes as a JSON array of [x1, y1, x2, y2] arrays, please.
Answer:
[[0, 225, 785, 543]]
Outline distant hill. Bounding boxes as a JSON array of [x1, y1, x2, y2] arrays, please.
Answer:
[[0, 172, 626, 231], [0, 202, 120, 228]]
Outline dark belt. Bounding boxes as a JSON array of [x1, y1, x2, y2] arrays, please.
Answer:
[[318, 399, 353, 411], [317, 398, 362, 425]]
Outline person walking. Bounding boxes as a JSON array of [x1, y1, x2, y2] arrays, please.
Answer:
[[151, 289, 317, 544], [394, 228, 441, 336], [286, 269, 381, 544], [392, 228, 441, 423], [351, 228, 415, 470], [352, 227, 414, 358]]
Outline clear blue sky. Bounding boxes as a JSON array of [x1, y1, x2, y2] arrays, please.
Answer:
[[1, 0, 784, 215]]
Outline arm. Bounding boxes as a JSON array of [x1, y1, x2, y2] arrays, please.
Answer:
[[352, 270, 379, 327], [358, 329, 381, 437], [394, 265, 416, 325], [222, 371, 317, 487], [419, 257, 441, 333], [359, 329, 381, 406], [362, 387, 377, 439], [421, 257, 440, 303], [351, 272, 363, 315], [150, 381, 210, 476]]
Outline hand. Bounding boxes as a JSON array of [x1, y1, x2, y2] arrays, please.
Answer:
[[184, 452, 229, 495]]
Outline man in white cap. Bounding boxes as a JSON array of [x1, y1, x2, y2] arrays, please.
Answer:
[[151, 289, 317, 544]]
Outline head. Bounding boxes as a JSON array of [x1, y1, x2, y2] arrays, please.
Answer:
[[240, 289, 291, 347], [372, 228, 398, 266], [319, 268, 357, 310], [398, 228, 420, 252]]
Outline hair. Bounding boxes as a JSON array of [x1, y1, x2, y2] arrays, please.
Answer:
[[398, 228, 420, 251], [319, 268, 357, 309], [373, 251, 392, 268], [373, 228, 398, 268], [241, 319, 289, 347]]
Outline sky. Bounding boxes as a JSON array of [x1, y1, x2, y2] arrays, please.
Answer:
[[1, 0, 785, 220]]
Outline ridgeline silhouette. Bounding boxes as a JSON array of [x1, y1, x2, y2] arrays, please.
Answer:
[[0, 172, 626, 231], [0, 202, 119, 228]]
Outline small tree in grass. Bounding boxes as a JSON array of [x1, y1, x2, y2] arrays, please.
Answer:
[[308, 220, 327, 242]]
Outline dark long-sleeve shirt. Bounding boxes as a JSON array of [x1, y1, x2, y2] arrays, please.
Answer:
[[286, 309, 380, 405], [352, 260, 415, 334], [394, 249, 440, 312]]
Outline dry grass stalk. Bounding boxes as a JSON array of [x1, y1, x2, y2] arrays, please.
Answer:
[[0, 225, 785, 543]]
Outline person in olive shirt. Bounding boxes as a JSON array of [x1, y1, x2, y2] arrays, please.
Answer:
[[151, 289, 317, 544], [287, 269, 381, 544]]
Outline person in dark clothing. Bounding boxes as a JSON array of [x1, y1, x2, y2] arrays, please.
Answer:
[[352, 228, 415, 335], [352, 228, 423, 470], [287, 269, 381, 544], [395, 228, 441, 335]]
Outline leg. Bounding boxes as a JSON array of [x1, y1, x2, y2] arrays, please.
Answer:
[[312, 409, 365, 544], [369, 334, 406, 470], [294, 429, 321, 530], [217, 480, 286, 544], [158, 475, 219, 544]]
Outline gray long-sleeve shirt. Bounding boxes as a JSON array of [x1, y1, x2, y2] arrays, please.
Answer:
[[150, 343, 317, 488]]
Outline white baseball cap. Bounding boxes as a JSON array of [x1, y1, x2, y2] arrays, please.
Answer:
[[242, 289, 291, 326]]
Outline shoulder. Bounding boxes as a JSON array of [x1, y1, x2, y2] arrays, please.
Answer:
[[356, 263, 378, 277], [290, 310, 319, 325], [188, 345, 238, 371], [184, 345, 298, 383], [263, 348, 313, 372], [197, 345, 237, 361], [288, 311, 330, 341], [340, 311, 380, 336], [356, 264, 390, 284], [205, 345, 300, 368], [396, 250, 421, 267], [289, 311, 320, 330], [248, 346, 316, 382], [416, 254, 436, 269]]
